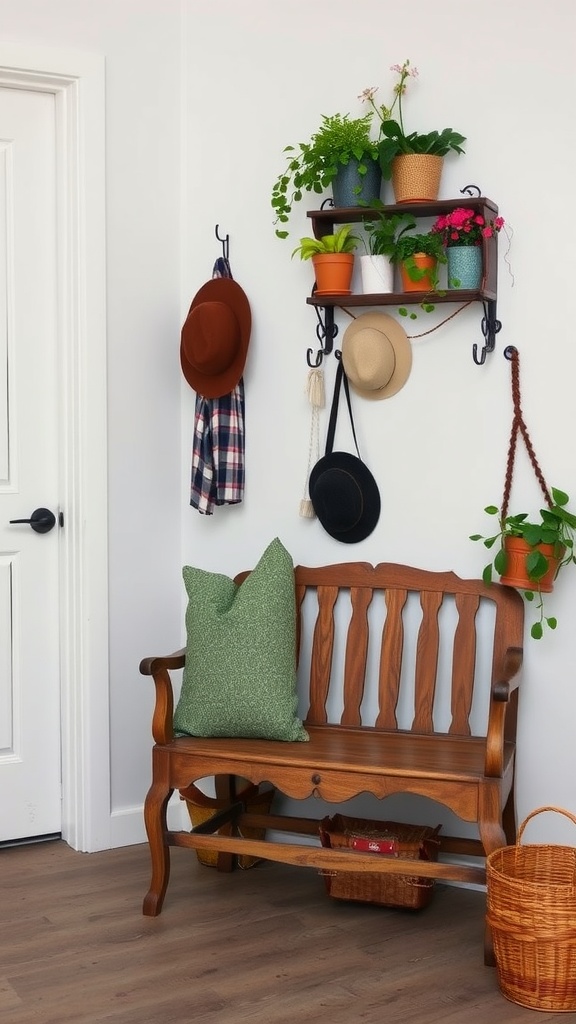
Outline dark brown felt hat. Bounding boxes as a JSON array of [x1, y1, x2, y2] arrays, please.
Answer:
[[180, 278, 251, 398]]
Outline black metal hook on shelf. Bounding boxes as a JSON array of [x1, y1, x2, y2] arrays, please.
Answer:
[[306, 299, 338, 368], [460, 183, 482, 198], [214, 224, 230, 261], [472, 299, 502, 365]]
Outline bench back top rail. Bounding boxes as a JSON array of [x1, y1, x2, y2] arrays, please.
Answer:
[[235, 561, 523, 739]]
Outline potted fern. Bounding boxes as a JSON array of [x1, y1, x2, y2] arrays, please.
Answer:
[[291, 224, 360, 295], [272, 112, 380, 240], [470, 487, 576, 639]]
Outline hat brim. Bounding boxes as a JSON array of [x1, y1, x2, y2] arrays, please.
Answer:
[[341, 313, 412, 401], [309, 452, 381, 544], [180, 278, 251, 398]]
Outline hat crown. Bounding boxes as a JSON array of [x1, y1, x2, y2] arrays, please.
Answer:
[[344, 328, 396, 391], [184, 301, 239, 374]]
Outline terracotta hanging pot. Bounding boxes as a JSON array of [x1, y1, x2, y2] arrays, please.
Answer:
[[312, 253, 355, 296], [499, 536, 563, 593], [391, 154, 444, 203], [399, 254, 437, 292]]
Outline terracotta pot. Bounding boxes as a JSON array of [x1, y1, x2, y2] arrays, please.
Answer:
[[391, 154, 443, 203], [499, 536, 562, 593], [399, 254, 437, 292], [312, 253, 355, 296]]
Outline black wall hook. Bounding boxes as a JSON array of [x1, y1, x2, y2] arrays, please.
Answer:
[[472, 299, 502, 365], [306, 301, 338, 368], [214, 224, 229, 261]]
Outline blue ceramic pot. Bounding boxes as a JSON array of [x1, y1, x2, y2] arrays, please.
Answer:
[[332, 157, 381, 208], [447, 245, 482, 289]]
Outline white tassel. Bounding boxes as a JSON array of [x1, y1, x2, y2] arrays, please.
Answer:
[[299, 368, 325, 519]]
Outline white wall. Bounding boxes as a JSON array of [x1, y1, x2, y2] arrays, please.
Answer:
[[2, 0, 574, 850], [0, 1, 183, 844], [181, 0, 576, 846]]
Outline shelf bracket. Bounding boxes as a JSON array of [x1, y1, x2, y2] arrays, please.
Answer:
[[306, 301, 338, 368], [473, 299, 501, 365]]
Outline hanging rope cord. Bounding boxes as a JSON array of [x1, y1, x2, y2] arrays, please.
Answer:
[[501, 347, 552, 523]]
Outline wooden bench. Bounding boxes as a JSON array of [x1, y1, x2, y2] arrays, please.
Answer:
[[140, 561, 524, 940]]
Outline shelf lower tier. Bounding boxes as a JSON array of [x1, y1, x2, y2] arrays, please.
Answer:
[[307, 288, 496, 308]]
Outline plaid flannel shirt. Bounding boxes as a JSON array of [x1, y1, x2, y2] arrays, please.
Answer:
[[190, 379, 245, 515]]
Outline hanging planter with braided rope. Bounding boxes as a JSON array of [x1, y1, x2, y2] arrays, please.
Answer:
[[470, 347, 576, 639]]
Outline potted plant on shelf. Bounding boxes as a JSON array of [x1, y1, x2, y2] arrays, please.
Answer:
[[272, 112, 381, 240], [392, 228, 447, 295], [470, 487, 576, 639], [292, 223, 360, 295], [431, 206, 505, 290], [359, 60, 466, 203], [359, 207, 416, 294]]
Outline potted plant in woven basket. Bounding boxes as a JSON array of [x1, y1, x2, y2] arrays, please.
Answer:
[[272, 111, 381, 239], [359, 60, 466, 202]]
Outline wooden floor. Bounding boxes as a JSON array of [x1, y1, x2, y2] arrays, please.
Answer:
[[0, 839, 563, 1024]]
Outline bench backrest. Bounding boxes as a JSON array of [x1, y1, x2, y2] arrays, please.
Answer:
[[290, 562, 524, 738]]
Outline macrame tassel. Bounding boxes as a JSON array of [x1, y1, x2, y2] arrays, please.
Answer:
[[299, 368, 325, 519]]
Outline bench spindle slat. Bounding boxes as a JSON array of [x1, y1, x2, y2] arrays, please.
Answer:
[[450, 593, 480, 736], [341, 586, 373, 727], [307, 585, 338, 725], [412, 591, 443, 734], [376, 587, 407, 729]]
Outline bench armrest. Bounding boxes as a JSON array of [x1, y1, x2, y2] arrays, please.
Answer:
[[140, 649, 186, 744], [485, 645, 523, 777]]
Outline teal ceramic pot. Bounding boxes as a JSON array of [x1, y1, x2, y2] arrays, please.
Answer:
[[447, 245, 482, 289], [332, 157, 381, 208]]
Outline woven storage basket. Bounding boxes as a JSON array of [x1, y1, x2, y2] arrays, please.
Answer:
[[183, 782, 275, 870], [319, 814, 441, 910], [486, 806, 576, 1012]]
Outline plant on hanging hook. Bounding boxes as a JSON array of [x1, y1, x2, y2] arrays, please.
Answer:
[[470, 347, 576, 638], [470, 489, 576, 639]]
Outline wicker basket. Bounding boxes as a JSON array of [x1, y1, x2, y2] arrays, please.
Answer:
[[486, 806, 576, 1012], [183, 782, 275, 870], [319, 814, 441, 910]]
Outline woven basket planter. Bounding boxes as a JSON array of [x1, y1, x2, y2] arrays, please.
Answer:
[[391, 153, 443, 203]]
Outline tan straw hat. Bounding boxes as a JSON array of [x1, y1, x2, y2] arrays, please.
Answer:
[[341, 313, 412, 400]]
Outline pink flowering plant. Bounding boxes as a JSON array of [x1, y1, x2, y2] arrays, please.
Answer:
[[360, 60, 466, 180], [432, 207, 505, 248]]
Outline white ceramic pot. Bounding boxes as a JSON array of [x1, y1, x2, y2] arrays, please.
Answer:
[[360, 254, 394, 294]]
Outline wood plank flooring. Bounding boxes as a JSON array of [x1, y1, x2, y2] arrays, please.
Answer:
[[0, 840, 564, 1024]]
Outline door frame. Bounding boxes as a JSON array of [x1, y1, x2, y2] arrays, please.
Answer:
[[0, 45, 109, 851]]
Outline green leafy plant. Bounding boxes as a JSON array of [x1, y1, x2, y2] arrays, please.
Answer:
[[470, 487, 576, 639], [362, 207, 416, 257], [359, 61, 466, 181], [390, 229, 447, 314], [291, 223, 360, 260], [272, 112, 378, 240]]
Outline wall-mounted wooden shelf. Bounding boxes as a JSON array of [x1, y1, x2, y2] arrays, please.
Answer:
[[304, 196, 501, 365]]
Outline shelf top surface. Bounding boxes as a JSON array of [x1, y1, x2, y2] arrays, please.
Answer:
[[307, 196, 498, 221]]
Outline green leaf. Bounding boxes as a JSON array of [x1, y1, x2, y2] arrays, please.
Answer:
[[551, 487, 569, 506], [469, 534, 482, 541], [546, 617, 558, 630], [398, 307, 408, 317], [484, 506, 499, 516], [525, 550, 549, 580], [483, 536, 498, 549], [524, 590, 535, 600], [531, 622, 543, 640], [482, 565, 493, 584], [494, 548, 507, 575]]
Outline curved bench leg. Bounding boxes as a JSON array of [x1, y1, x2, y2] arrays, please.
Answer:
[[143, 779, 173, 916]]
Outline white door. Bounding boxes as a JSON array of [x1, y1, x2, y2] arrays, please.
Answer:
[[0, 85, 61, 842]]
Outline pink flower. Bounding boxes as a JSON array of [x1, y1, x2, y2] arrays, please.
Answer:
[[358, 86, 378, 102]]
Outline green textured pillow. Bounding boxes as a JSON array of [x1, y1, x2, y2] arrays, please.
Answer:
[[173, 538, 309, 741]]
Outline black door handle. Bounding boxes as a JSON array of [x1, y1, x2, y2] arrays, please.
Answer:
[[9, 507, 56, 534]]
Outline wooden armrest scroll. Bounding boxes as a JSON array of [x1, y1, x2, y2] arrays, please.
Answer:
[[139, 648, 186, 745], [485, 646, 523, 778]]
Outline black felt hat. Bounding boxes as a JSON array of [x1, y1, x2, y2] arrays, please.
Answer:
[[309, 451, 381, 543], [308, 359, 380, 543]]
